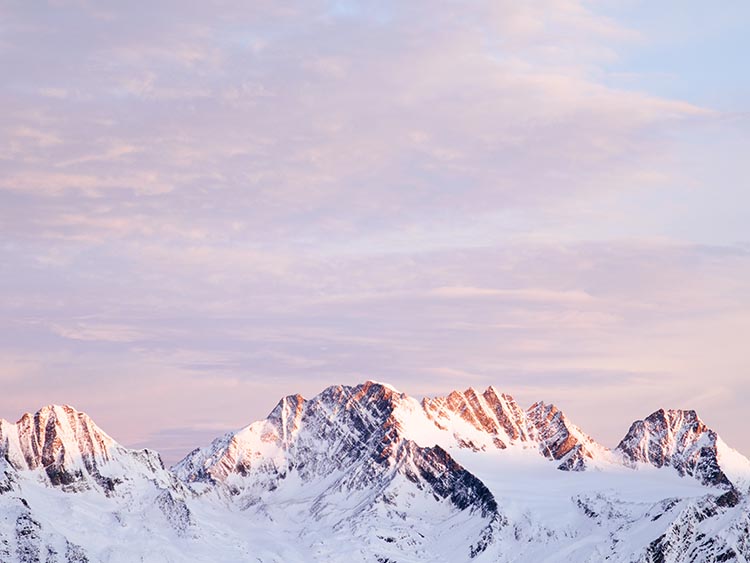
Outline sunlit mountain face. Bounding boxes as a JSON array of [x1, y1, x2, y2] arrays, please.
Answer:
[[2, 0, 750, 474], [2, 382, 749, 562], [2, 2, 749, 562]]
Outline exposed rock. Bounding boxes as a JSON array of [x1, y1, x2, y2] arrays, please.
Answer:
[[617, 409, 736, 488], [15, 513, 41, 563], [1, 382, 749, 563]]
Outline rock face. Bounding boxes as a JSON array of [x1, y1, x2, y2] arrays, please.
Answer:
[[629, 494, 750, 563], [421, 387, 610, 470], [1, 382, 750, 562], [422, 387, 530, 449], [0, 404, 166, 493], [0, 405, 193, 562], [616, 409, 736, 489], [175, 382, 500, 558], [525, 401, 609, 470]]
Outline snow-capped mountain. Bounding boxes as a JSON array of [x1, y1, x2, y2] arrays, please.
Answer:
[[0, 404, 168, 493], [419, 387, 611, 470], [1, 381, 750, 562], [175, 382, 500, 559], [0, 405, 194, 562], [616, 408, 750, 492]]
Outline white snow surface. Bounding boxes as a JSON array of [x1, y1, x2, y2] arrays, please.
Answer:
[[717, 437, 750, 494], [1, 382, 749, 563]]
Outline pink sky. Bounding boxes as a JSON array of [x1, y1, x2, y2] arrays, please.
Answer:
[[1, 0, 749, 465]]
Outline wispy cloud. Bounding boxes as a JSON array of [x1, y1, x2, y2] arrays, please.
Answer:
[[429, 286, 595, 303], [48, 322, 152, 343], [0, 0, 748, 459]]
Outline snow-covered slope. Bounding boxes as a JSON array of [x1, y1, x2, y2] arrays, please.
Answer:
[[0, 405, 195, 562], [1, 382, 749, 562], [175, 382, 500, 559]]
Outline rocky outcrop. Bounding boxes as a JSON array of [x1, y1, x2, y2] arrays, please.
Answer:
[[174, 381, 501, 558], [2, 382, 749, 563], [0, 404, 167, 494], [0, 405, 116, 491], [422, 387, 529, 450], [422, 387, 609, 470], [616, 409, 736, 488], [526, 401, 608, 471], [633, 494, 750, 563]]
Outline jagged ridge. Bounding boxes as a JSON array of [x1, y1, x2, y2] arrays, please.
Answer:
[[1, 381, 749, 563], [0, 404, 167, 494], [616, 408, 744, 490]]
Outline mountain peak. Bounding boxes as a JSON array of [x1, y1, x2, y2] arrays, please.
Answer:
[[646, 408, 703, 428], [616, 408, 735, 488], [173, 379, 501, 558], [1, 404, 116, 480], [419, 387, 610, 470], [3, 383, 750, 563], [525, 400, 609, 470], [0, 404, 167, 494], [422, 386, 529, 449], [27, 403, 76, 415], [13, 403, 90, 427], [363, 379, 401, 393]]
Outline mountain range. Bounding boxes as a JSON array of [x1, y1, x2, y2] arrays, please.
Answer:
[[1, 381, 749, 562]]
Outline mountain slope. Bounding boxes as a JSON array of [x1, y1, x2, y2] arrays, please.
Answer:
[[175, 381, 501, 559], [616, 408, 750, 491], [525, 400, 612, 470], [0, 382, 749, 562], [0, 405, 195, 562], [414, 386, 613, 470], [0, 404, 168, 493]]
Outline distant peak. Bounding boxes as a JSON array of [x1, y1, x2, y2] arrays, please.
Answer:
[[346, 380, 403, 399], [363, 380, 401, 394], [482, 385, 502, 397], [277, 393, 306, 406], [645, 408, 701, 423], [528, 401, 560, 416], [447, 389, 465, 401], [616, 407, 733, 488], [268, 393, 307, 419], [15, 404, 89, 425], [37, 403, 80, 413], [353, 380, 405, 403]]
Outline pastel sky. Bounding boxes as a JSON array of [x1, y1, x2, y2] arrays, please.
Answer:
[[1, 0, 749, 466]]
